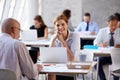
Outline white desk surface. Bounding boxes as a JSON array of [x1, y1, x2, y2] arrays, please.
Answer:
[[77, 32, 96, 39], [40, 62, 96, 74], [79, 35, 96, 39], [41, 66, 89, 74], [82, 47, 111, 57], [22, 39, 51, 46], [93, 47, 111, 57]]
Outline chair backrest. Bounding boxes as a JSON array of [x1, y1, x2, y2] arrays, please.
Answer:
[[110, 48, 120, 66], [0, 69, 17, 80], [71, 32, 81, 50]]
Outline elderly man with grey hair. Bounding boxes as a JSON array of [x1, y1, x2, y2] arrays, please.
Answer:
[[0, 18, 42, 80]]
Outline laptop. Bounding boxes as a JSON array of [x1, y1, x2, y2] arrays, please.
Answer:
[[113, 69, 120, 73], [40, 47, 68, 63], [21, 30, 38, 41]]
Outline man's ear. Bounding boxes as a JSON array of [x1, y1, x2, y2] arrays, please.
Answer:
[[106, 22, 109, 25]]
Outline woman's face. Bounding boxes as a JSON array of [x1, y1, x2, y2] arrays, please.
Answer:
[[34, 20, 41, 28], [54, 19, 68, 34]]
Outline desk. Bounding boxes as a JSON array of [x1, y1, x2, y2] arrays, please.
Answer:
[[80, 35, 96, 49], [79, 35, 96, 39], [94, 48, 111, 80], [79, 48, 111, 80], [79, 33, 96, 49], [93, 48, 111, 57], [82, 48, 111, 57], [40, 62, 96, 80], [94, 52, 110, 57], [22, 40, 51, 47]]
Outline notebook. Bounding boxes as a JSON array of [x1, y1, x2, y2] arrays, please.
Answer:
[[21, 30, 38, 41], [40, 47, 68, 63]]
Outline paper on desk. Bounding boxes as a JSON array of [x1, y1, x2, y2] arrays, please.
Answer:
[[70, 62, 91, 65], [43, 65, 89, 72], [43, 65, 67, 71], [38, 39, 48, 42]]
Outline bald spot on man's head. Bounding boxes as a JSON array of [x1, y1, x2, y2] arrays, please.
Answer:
[[1, 18, 20, 34]]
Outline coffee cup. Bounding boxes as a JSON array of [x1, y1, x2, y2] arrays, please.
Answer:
[[79, 54, 86, 62]]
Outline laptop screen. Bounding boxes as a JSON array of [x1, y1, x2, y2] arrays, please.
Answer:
[[40, 47, 68, 63], [21, 30, 38, 41]]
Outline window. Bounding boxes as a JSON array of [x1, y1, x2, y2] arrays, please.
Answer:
[[0, 0, 5, 23]]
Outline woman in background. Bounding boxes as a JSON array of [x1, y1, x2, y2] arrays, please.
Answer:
[[62, 9, 74, 31], [114, 12, 120, 28], [30, 15, 48, 39], [29, 15, 48, 63]]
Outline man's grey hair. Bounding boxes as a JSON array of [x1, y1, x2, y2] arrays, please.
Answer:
[[1, 18, 20, 34]]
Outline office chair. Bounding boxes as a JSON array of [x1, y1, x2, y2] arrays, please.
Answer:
[[80, 49, 96, 80], [0, 69, 17, 80], [108, 48, 120, 80], [29, 50, 38, 63]]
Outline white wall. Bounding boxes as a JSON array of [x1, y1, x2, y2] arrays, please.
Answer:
[[26, 0, 39, 29], [82, 0, 120, 28], [40, 0, 82, 27], [40, 0, 120, 29]]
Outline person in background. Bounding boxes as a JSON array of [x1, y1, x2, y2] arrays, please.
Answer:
[[62, 9, 74, 31], [30, 15, 48, 39], [75, 12, 99, 34], [48, 15, 76, 80], [75, 12, 99, 49], [113, 12, 120, 80], [114, 12, 120, 28], [0, 18, 42, 80], [94, 15, 120, 80], [29, 15, 48, 63]]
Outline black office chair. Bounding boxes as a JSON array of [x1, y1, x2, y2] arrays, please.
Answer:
[[29, 50, 38, 63]]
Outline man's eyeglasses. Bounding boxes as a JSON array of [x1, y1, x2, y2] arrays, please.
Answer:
[[15, 27, 23, 32]]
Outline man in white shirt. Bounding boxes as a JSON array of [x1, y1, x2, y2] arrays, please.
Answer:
[[94, 15, 120, 80], [94, 16, 120, 47], [75, 12, 99, 34], [0, 18, 42, 80], [75, 12, 99, 49]]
